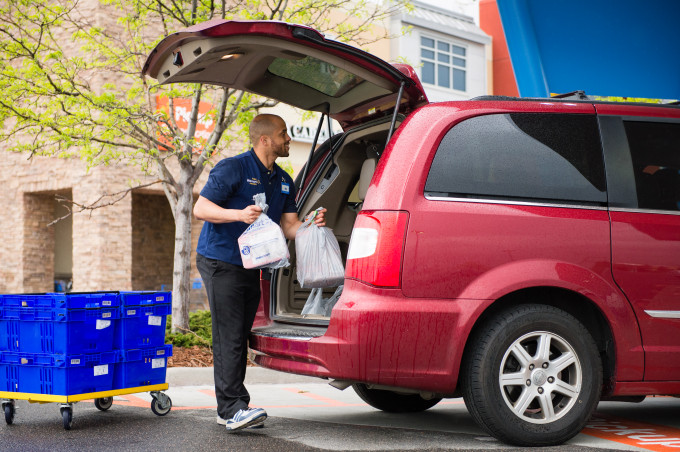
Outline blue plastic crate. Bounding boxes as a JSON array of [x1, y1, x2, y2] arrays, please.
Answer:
[[114, 304, 170, 350], [0, 292, 119, 309], [0, 307, 119, 354], [118, 291, 171, 307], [113, 345, 173, 389], [0, 351, 117, 395]]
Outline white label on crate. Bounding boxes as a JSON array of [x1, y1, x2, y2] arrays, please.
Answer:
[[152, 358, 165, 369], [157, 349, 165, 356], [96, 319, 111, 330], [71, 359, 81, 365], [102, 312, 111, 319], [94, 365, 108, 376], [148, 315, 162, 326], [103, 301, 111, 306], [156, 296, 164, 302], [127, 309, 136, 316]]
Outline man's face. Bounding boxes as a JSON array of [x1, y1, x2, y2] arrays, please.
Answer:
[[266, 118, 291, 159]]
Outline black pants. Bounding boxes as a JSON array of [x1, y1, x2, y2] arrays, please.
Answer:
[[196, 254, 261, 419]]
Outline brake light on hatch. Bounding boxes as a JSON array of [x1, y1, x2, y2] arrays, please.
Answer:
[[346, 210, 408, 287]]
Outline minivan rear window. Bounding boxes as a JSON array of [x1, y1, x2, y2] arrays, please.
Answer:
[[623, 120, 680, 212], [425, 113, 607, 205], [268, 56, 363, 97]]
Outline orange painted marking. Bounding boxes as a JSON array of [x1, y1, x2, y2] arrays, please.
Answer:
[[111, 394, 150, 408], [199, 389, 216, 398], [583, 414, 680, 451]]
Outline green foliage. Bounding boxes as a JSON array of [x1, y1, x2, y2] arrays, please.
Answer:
[[593, 96, 672, 104], [277, 159, 295, 177], [165, 310, 212, 348]]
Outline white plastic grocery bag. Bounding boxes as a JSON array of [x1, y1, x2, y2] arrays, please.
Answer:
[[301, 285, 344, 316], [238, 193, 290, 269], [295, 208, 344, 288]]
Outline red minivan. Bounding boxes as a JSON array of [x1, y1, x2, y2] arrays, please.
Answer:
[[144, 20, 680, 446]]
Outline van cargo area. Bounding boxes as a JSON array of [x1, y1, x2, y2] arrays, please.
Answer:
[[272, 120, 393, 321]]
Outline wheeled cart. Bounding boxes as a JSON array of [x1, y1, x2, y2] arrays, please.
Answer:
[[1, 383, 172, 430], [0, 291, 174, 430]]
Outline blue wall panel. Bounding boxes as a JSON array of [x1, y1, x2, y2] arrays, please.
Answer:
[[497, 0, 680, 99]]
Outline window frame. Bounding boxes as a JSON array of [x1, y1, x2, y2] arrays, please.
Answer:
[[424, 112, 609, 208], [600, 115, 680, 215], [419, 33, 468, 93]]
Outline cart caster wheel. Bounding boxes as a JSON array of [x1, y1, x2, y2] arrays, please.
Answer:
[[94, 397, 113, 411], [150, 393, 172, 416], [3, 402, 15, 425], [60, 407, 73, 430]]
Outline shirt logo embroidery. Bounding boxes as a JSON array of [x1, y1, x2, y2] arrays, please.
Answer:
[[282, 183, 290, 194], [247, 178, 261, 186]]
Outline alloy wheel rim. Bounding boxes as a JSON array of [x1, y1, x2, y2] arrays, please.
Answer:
[[498, 331, 582, 424]]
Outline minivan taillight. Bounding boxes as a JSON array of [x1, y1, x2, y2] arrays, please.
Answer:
[[346, 210, 409, 287]]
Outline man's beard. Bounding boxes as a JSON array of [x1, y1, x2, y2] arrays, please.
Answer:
[[274, 143, 289, 158]]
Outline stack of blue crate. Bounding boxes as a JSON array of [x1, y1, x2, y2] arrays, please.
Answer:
[[0, 292, 120, 395], [113, 292, 172, 389], [0, 291, 173, 396]]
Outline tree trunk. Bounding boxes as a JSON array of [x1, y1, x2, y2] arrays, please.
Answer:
[[171, 162, 195, 333]]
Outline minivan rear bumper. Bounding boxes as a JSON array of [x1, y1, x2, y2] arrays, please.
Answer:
[[250, 279, 492, 394]]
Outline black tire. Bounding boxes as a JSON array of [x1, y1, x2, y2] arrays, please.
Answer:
[[61, 407, 73, 430], [151, 395, 172, 416], [352, 384, 441, 413], [94, 397, 113, 411], [461, 304, 602, 447], [4, 403, 14, 425]]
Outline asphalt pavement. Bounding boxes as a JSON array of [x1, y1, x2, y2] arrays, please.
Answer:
[[2, 366, 680, 451]]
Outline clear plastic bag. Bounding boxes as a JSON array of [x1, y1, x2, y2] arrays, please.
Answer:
[[238, 193, 290, 269], [295, 208, 344, 288], [301, 285, 343, 316]]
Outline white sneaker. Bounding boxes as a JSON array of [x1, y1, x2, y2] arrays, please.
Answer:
[[216, 414, 264, 428], [223, 408, 267, 432]]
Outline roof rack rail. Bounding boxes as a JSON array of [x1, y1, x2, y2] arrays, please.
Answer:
[[551, 90, 589, 100]]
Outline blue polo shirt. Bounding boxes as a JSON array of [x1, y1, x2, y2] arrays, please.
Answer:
[[196, 149, 297, 266]]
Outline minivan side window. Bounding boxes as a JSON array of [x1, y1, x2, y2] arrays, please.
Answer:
[[425, 113, 607, 205], [623, 120, 680, 212]]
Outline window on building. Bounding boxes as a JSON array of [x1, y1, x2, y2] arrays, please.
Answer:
[[425, 113, 607, 205], [420, 35, 466, 92], [624, 120, 680, 212]]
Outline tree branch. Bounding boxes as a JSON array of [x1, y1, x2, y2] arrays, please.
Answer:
[[48, 179, 163, 226]]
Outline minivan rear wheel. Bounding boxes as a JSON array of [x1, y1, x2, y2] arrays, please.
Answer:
[[352, 384, 441, 413], [462, 304, 602, 446]]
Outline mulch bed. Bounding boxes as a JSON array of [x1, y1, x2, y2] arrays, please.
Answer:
[[167, 345, 254, 367], [168, 345, 214, 367]]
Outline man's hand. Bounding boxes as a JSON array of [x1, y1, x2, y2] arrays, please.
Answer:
[[311, 208, 327, 227], [241, 205, 263, 224]]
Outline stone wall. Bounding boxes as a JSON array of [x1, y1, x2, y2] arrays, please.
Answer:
[[0, 149, 212, 302], [131, 192, 174, 291]]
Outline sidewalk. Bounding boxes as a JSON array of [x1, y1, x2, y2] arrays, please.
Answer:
[[166, 366, 324, 387]]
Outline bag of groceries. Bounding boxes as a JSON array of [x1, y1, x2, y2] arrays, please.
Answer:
[[295, 208, 344, 288], [301, 285, 344, 316], [238, 193, 290, 269]]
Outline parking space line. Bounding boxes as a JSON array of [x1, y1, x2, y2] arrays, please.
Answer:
[[583, 414, 680, 451]]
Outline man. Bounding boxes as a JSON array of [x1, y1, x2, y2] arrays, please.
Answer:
[[194, 114, 325, 432]]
